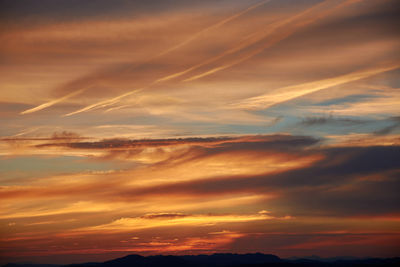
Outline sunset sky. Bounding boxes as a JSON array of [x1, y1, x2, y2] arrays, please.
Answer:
[[0, 0, 399, 264]]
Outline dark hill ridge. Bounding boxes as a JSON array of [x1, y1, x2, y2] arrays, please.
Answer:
[[3, 253, 400, 267]]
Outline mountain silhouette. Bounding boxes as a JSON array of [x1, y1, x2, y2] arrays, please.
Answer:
[[3, 253, 400, 267]]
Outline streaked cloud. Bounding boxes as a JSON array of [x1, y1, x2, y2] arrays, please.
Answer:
[[19, 0, 271, 116], [234, 63, 400, 110], [1, 0, 399, 263], [73, 212, 273, 234]]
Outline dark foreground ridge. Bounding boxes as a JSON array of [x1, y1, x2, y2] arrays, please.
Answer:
[[3, 253, 400, 267]]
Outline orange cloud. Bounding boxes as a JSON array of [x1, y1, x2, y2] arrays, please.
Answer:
[[181, 0, 364, 82], [20, 88, 86, 115], [235, 63, 400, 109], [68, 213, 273, 235], [18, 1, 271, 116]]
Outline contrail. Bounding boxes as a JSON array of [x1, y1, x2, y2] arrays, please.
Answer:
[[153, 17, 281, 83], [104, 104, 131, 113], [156, 0, 334, 84], [20, 0, 271, 115], [20, 88, 86, 115], [51, 0, 367, 117], [64, 88, 145, 117], [234, 63, 400, 110], [155, 0, 272, 58], [65, 0, 334, 116], [182, 0, 362, 82]]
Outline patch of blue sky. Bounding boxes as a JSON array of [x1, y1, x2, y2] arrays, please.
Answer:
[[316, 94, 378, 106], [250, 102, 398, 138], [294, 117, 392, 137]]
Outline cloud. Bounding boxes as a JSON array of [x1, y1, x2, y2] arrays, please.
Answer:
[[4, 134, 399, 218], [140, 212, 189, 219], [234, 63, 400, 110], [154, 0, 272, 58], [154, 0, 338, 84], [56, 0, 367, 117], [2, 134, 400, 262], [1, 131, 85, 142], [35, 136, 236, 150], [305, 85, 400, 117], [18, 1, 271, 116], [0, 201, 116, 219], [181, 0, 368, 82], [2, 0, 400, 263], [325, 133, 400, 147], [35, 134, 318, 150], [63, 89, 145, 117], [374, 117, 400, 135], [299, 115, 367, 126], [20, 89, 86, 115], [105, 140, 400, 217], [72, 212, 273, 234]]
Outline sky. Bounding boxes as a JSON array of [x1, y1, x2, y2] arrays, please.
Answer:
[[0, 0, 399, 264]]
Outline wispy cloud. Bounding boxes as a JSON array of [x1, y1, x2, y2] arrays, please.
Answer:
[[19, 1, 271, 116], [234, 63, 400, 109], [74, 212, 273, 233], [20, 88, 86, 115], [51, 0, 335, 117], [2, 0, 400, 262], [154, 0, 272, 58], [181, 0, 365, 82], [62, 0, 372, 117]]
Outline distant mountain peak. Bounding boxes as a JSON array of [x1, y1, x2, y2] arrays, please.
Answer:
[[4, 253, 400, 267]]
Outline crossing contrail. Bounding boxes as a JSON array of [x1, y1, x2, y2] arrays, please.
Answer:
[[64, 88, 146, 117], [20, 88, 86, 115], [64, 0, 366, 117], [155, 0, 272, 58], [20, 0, 271, 116], [182, 0, 363, 82], [63, 0, 343, 116]]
